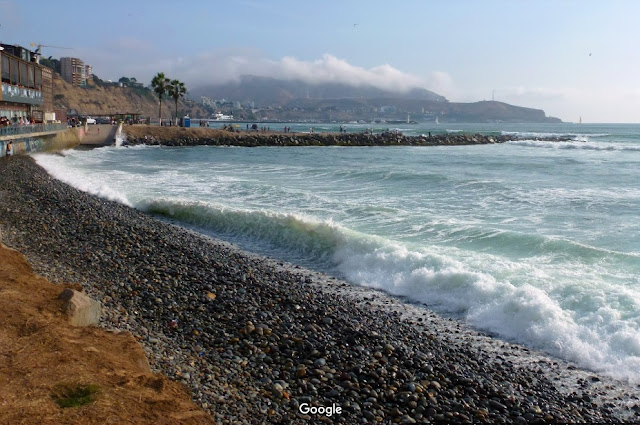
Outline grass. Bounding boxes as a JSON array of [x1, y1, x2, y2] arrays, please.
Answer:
[[51, 383, 100, 408]]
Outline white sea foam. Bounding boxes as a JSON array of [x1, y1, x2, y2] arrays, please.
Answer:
[[508, 139, 640, 151], [332, 237, 640, 381], [34, 152, 132, 206], [501, 131, 610, 139], [115, 131, 125, 147]]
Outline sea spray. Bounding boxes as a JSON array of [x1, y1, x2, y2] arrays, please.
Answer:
[[35, 150, 132, 206], [508, 139, 640, 151]]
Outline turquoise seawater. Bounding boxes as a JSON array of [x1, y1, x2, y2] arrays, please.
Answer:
[[36, 123, 640, 382]]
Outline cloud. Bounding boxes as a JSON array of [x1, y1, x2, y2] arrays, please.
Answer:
[[81, 38, 450, 95], [273, 54, 426, 92], [82, 42, 452, 98], [169, 51, 433, 93], [424, 71, 455, 98]]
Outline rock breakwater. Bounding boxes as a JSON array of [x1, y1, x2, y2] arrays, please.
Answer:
[[123, 126, 518, 147], [0, 156, 634, 424], [123, 125, 576, 148]]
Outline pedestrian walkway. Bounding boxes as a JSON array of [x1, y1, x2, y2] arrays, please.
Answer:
[[80, 124, 118, 146]]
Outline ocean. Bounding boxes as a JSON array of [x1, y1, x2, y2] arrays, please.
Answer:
[[35, 122, 640, 383]]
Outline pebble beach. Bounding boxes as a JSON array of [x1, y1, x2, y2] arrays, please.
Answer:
[[1, 155, 638, 424]]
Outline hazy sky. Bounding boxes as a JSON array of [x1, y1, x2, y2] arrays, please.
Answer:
[[2, 0, 639, 122]]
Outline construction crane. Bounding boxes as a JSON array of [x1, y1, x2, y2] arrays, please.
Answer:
[[30, 43, 72, 62]]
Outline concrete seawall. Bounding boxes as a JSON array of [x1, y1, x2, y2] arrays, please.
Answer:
[[2, 127, 82, 157], [79, 124, 119, 147]]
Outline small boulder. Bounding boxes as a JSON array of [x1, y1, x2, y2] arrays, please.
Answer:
[[58, 288, 102, 327]]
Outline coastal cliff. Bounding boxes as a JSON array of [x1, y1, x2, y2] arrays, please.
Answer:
[[52, 73, 208, 119]]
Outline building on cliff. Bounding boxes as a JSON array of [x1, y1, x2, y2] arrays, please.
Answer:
[[60, 57, 87, 87], [0, 43, 54, 123], [85, 64, 93, 84]]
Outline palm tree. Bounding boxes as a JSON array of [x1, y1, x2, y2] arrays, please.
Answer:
[[168, 79, 187, 124], [151, 72, 170, 124]]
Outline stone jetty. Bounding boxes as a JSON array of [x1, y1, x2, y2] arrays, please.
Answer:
[[123, 125, 575, 148], [126, 128, 509, 147], [0, 156, 634, 424]]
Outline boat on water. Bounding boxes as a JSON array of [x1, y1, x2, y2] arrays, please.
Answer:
[[211, 112, 234, 121]]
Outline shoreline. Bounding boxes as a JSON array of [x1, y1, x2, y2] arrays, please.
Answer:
[[1, 156, 637, 423]]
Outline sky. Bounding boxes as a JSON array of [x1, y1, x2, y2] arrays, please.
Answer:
[[1, 0, 639, 123]]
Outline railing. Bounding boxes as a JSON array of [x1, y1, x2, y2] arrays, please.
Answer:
[[0, 123, 67, 137], [1, 83, 43, 105]]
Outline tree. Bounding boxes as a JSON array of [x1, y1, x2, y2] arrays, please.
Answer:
[[151, 72, 170, 124], [168, 79, 187, 124], [40, 57, 61, 74]]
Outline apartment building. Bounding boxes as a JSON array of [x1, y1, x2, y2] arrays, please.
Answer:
[[85, 64, 93, 84], [60, 57, 86, 87]]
